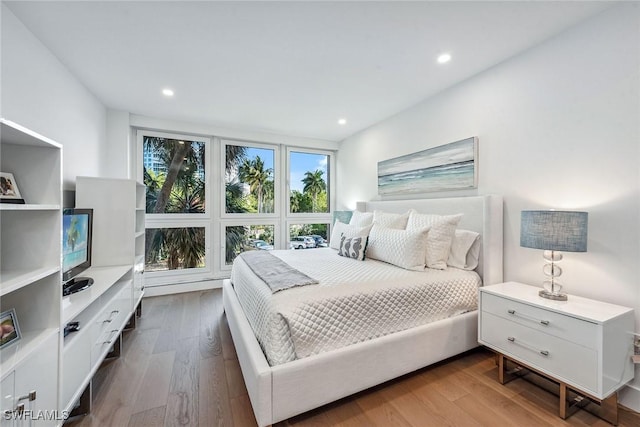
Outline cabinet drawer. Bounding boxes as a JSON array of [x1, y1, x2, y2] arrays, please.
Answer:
[[481, 292, 597, 349], [480, 312, 598, 394]]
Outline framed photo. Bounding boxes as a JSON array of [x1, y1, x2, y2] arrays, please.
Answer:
[[0, 172, 25, 204], [0, 308, 21, 349], [378, 137, 478, 196]]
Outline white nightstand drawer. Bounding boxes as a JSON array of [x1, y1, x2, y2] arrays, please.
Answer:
[[481, 292, 597, 350], [481, 312, 598, 394]]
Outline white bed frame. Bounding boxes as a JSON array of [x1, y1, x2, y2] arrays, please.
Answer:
[[223, 195, 503, 426]]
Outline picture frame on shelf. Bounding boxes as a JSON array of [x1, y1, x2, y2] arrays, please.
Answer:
[[0, 308, 21, 349], [0, 172, 25, 204]]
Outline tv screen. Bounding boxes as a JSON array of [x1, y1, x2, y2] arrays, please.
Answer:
[[62, 208, 93, 282]]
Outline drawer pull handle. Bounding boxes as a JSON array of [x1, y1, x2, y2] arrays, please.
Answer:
[[507, 309, 550, 326], [17, 390, 36, 402], [507, 336, 550, 357], [102, 310, 120, 323], [102, 329, 119, 344]]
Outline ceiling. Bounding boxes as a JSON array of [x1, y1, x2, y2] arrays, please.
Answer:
[[5, 1, 613, 142]]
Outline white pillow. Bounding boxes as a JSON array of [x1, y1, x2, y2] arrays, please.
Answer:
[[406, 212, 463, 270], [349, 210, 374, 227], [337, 235, 368, 261], [373, 210, 410, 229], [329, 221, 373, 250], [366, 224, 429, 271], [447, 229, 481, 270]]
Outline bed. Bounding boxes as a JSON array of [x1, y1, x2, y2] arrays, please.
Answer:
[[223, 195, 503, 426]]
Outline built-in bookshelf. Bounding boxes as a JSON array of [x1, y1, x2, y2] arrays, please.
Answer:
[[0, 119, 62, 426]]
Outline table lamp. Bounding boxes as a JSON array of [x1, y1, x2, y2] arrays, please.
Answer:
[[520, 210, 588, 301]]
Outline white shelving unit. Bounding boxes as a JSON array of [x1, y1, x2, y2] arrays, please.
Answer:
[[57, 177, 145, 415], [134, 182, 146, 314], [0, 119, 62, 426], [76, 177, 145, 316]]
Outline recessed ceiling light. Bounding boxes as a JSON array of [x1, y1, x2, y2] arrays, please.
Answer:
[[338, 118, 347, 125], [437, 53, 451, 64], [162, 88, 174, 97]]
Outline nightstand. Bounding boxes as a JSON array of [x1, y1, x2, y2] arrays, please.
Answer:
[[479, 282, 635, 425]]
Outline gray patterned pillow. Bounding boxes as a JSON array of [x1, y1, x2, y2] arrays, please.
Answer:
[[338, 235, 368, 261]]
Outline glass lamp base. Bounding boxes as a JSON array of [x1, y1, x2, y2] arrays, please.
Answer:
[[538, 289, 568, 301]]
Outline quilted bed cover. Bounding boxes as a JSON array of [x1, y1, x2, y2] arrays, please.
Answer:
[[230, 248, 481, 366]]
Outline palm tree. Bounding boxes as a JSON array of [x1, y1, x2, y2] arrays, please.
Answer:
[[302, 170, 326, 213], [290, 190, 302, 213], [239, 156, 273, 213], [143, 136, 206, 269], [263, 179, 275, 213], [225, 145, 250, 262]]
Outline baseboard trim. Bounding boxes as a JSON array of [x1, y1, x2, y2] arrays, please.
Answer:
[[143, 279, 223, 297], [619, 382, 640, 413]]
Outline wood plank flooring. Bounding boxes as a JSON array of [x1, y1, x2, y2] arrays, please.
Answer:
[[67, 290, 640, 427]]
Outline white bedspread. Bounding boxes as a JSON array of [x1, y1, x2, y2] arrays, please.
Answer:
[[230, 248, 481, 366]]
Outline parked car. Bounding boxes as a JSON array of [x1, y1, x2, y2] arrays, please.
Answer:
[[309, 235, 327, 247], [249, 239, 273, 250], [289, 236, 315, 249], [301, 236, 316, 248]]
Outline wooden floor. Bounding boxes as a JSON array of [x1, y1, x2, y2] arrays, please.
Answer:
[[67, 290, 640, 427]]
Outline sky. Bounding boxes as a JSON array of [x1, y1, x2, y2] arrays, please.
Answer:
[[245, 148, 328, 192]]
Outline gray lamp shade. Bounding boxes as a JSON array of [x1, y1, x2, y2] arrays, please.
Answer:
[[520, 210, 588, 252]]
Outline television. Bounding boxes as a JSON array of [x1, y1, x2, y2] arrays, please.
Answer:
[[62, 208, 94, 295]]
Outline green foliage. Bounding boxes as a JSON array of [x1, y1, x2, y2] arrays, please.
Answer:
[[143, 136, 207, 270], [145, 137, 331, 268], [302, 170, 326, 213], [238, 155, 274, 214]]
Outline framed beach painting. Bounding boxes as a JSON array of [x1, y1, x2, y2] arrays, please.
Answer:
[[378, 137, 477, 196]]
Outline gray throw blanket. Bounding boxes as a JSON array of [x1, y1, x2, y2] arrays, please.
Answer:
[[239, 250, 319, 293]]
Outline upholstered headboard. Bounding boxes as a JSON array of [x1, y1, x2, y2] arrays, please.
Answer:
[[356, 195, 503, 285]]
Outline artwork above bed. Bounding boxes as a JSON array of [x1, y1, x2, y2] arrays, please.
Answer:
[[377, 136, 478, 195]]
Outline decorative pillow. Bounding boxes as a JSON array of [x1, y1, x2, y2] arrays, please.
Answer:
[[447, 229, 481, 270], [333, 210, 353, 225], [366, 224, 429, 271], [329, 221, 373, 250], [373, 210, 410, 229], [337, 235, 368, 261], [406, 212, 463, 269], [349, 210, 374, 227]]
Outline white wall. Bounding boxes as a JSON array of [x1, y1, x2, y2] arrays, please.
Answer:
[[337, 3, 640, 405], [1, 4, 107, 189]]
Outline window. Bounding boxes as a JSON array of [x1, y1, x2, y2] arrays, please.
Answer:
[[138, 130, 212, 285], [286, 148, 333, 254], [288, 223, 329, 249], [138, 129, 335, 282], [289, 150, 330, 214], [224, 143, 277, 215], [224, 224, 276, 265], [143, 135, 206, 214], [145, 227, 206, 271]]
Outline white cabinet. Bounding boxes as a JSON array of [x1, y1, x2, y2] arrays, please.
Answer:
[[479, 282, 634, 422], [1, 373, 15, 427], [59, 177, 144, 414], [13, 333, 60, 427], [76, 177, 145, 314], [0, 120, 62, 426]]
